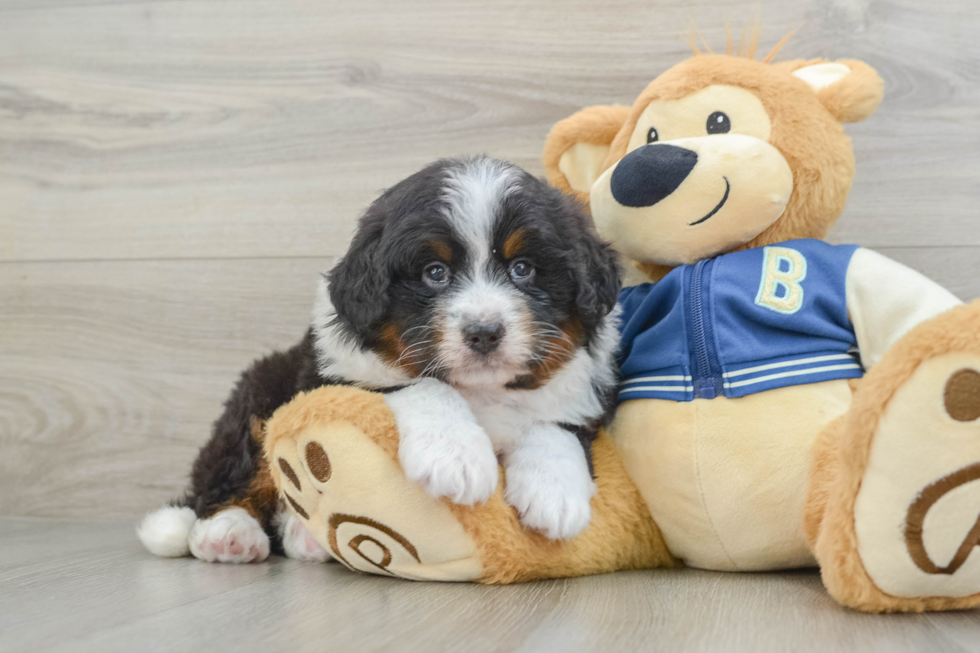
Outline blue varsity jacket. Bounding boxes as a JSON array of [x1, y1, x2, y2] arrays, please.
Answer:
[[617, 239, 864, 402]]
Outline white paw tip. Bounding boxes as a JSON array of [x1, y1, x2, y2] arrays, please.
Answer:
[[505, 474, 596, 541], [401, 436, 499, 506], [518, 500, 592, 541], [137, 506, 197, 557]]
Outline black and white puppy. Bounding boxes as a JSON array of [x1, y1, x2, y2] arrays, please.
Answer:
[[138, 157, 621, 563]]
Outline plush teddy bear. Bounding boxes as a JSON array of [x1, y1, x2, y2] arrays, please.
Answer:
[[265, 47, 980, 613]]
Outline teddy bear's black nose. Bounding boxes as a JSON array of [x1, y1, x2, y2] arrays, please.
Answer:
[[610, 144, 698, 208]]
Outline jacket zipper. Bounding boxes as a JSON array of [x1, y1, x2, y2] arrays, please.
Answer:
[[689, 259, 720, 399]]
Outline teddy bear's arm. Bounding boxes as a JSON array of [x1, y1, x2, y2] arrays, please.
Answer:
[[846, 247, 962, 368]]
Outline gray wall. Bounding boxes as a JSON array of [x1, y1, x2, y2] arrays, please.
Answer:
[[2, 0, 978, 519]]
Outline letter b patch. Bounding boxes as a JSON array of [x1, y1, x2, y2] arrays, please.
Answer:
[[755, 247, 807, 314]]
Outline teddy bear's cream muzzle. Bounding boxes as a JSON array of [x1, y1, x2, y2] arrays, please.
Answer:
[[590, 133, 794, 267]]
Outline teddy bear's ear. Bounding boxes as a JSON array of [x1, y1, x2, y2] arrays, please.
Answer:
[[787, 59, 884, 123], [543, 104, 631, 203]]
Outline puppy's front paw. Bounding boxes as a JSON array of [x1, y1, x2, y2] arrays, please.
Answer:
[[385, 378, 499, 506], [504, 456, 596, 541], [398, 420, 499, 506], [503, 423, 597, 540], [188, 508, 270, 563], [280, 512, 331, 563]]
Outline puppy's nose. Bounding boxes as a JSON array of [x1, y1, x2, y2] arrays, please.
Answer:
[[463, 323, 505, 355], [610, 144, 698, 208]]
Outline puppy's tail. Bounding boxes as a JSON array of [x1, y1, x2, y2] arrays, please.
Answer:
[[136, 503, 197, 557]]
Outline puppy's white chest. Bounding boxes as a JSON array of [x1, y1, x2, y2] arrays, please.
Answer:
[[458, 388, 530, 452]]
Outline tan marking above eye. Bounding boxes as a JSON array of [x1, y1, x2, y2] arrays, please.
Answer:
[[502, 229, 525, 259], [305, 441, 333, 482], [428, 239, 452, 261], [944, 368, 980, 422], [627, 84, 772, 153]]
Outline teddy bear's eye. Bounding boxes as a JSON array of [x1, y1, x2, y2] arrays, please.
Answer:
[[707, 111, 731, 135], [646, 126, 659, 144]]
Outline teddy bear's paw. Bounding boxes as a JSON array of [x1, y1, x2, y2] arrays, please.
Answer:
[[273, 440, 330, 532], [268, 412, 485, 581], [279, 511, 332, 563], [188, 508, 270, 563], [397, 419, 499, 507], [504, 458, 596, 541], [854, 353, 980, 599]]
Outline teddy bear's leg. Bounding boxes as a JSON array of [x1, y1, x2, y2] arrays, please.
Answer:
[[264, 385, 675, 583], [806, 301, 980, 612]]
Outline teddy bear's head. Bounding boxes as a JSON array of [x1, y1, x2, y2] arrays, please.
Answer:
[[544, 52, 884, 280]]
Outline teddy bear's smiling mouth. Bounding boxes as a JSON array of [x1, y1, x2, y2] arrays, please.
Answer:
[[689, 177, 730, 226]]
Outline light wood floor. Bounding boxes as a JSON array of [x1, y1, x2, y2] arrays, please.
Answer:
[[2, 0, 980, 648], [2, 517, 979, 653]]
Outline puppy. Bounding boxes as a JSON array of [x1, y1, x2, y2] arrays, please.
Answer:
[[138, 157, 621, 563]]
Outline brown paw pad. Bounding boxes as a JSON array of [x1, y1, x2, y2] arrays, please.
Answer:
[[945, 369, 980, 422], [905, 462, 980, 574], [285, 493, 310, 520], [327, 513, 419, 575], [278, 458, 302, 492], [275, 440, 333, 524], [305, 441, 332, 482], [277, 457, 308, 520]]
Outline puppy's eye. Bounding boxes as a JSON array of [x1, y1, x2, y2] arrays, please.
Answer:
[[707, 111, 731, 135], [646, 126, 659, 144], [509, 259, 534, 283], [423, 262, 450, 289]]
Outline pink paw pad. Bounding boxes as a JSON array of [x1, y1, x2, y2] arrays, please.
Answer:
[[188, 508, 270, 564]]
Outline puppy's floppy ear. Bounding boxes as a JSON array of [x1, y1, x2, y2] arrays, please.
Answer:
[[543, 104, 631, 205], [778, 58, 884, 123], [567, 207, 622, 331], [327, 223, 389, 342]]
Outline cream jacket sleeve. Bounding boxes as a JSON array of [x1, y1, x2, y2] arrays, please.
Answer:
[[846, 248, 962, 369]]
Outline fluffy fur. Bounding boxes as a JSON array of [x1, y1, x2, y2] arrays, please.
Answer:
[[140, 156, 622, 560], [136, 506, 196, 557]]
